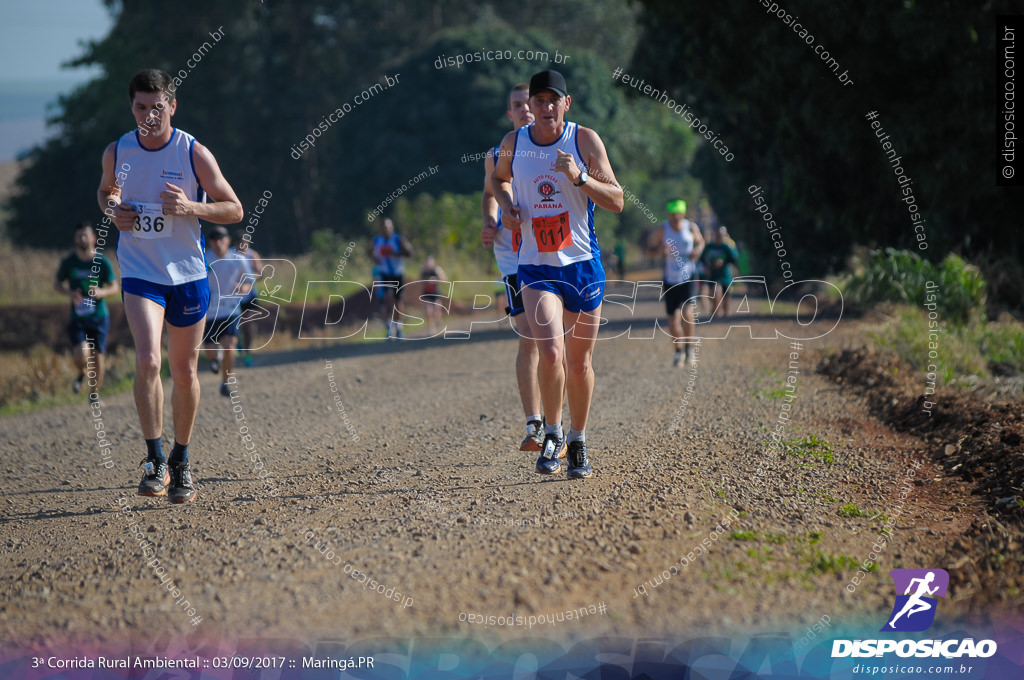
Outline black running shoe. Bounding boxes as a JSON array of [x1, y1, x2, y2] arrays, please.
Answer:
[[167, 462, 196, 504], [209, 359, 219, 374], [73, 374, 84, 394], [520, 420, 544, 452], [535, 433, 565, 474], [566, 440, 593, 479], [220, 382, 230, 397], [138, 458, 170, 496]]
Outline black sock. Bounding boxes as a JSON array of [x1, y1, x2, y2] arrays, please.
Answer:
[[146, 438, 165, 463], [169, 441, 189, 465]]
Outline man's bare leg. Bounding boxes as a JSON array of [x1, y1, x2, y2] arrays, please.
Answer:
[[123, 294, 165, 439], [564, 304, 601, 432], [167, 321, 203, 446], [522, 287, 565, 429]]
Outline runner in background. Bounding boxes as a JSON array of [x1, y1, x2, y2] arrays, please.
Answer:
[[701, 225, 740, 317], [419, 255, 447, 336], [481, 82, 548, 452], [203, 226, 253, 396], [613, 238, 627, 281], [54, 221, 119, 402], [235, 235, 264, 365], [369, 217, 413, 340], [649, 200, 704, 367]]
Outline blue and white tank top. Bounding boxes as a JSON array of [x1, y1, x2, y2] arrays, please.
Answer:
[[114, 128, 207, 285], [510, 121, 598, 267], [372, 233, 405, 276], [491, 144, 521, 277]]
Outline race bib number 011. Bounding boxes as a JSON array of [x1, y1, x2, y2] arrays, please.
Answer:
[[131, 202, 172, 239], [531, 212, 573, 253]]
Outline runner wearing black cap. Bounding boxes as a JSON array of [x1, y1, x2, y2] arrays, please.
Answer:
[[491, 69, 624, 479], [203, 226, 254, 396]]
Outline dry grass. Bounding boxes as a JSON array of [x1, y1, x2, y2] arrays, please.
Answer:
[[0, 243, 510, 413], [0, 240, 124, 306], [0, 345, 136, 415]]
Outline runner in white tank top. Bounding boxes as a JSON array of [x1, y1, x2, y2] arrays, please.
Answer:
[[481, 83, 549, 453], [98, 69, 243, 504], [647, 200, 705, 367], [490, 70, 624, 480], [115, 127, 206, 285]]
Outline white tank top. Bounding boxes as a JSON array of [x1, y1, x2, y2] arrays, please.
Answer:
[[114, 128, 207, 285], [491, 145, 521, 277], [205, 248, 253, 320], [663, 219, 696, 284], [511, 122, 598, 267]]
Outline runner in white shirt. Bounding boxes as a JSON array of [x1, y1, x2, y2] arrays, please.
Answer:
[[481, 82, 552, 452], [648, 200, 704, 367], [491, 70, 624, 479], [97, 69, 243, 504], [203, 226, 253, 397]]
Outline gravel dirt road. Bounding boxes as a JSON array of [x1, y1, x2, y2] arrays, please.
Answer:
[[1, 287, 1017, 655]]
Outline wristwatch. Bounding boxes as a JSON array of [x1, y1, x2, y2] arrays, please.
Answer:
[[574, 171, 589, 187]]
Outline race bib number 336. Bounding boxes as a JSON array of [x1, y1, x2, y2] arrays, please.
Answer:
[[531, 212, 573, 253], [131, 202, 173, 239]]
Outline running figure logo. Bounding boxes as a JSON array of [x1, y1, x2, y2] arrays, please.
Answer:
[[881, 568, 949, 632]]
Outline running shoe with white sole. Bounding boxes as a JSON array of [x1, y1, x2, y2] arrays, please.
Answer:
[[138, 458, 170, 496], [167, 462, 196, 504], [566, 440, 593, 479], [209, 359, 219, 374], [535, 433, 566, 474], [73, 374, 84, 393]]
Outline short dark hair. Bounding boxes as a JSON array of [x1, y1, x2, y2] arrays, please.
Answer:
[[128, 69, 175, 104], [508, 83, 529, 111], [74, 221, 94, 233]]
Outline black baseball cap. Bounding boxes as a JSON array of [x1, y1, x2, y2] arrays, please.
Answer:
[[529, 70, 568, 98], [208, 226, 230, 239]]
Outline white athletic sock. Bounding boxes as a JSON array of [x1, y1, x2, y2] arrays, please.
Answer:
[[544, 422, 563, 439], [567, 428, 585, 444], [526, 414, 542, 425]]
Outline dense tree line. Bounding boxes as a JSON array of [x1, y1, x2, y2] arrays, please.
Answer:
[[633, 0, 1020, 288], [6, 0, 1016, 300], [8, 0, 694, 256]]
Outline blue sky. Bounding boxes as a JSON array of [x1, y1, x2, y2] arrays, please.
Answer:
[[0, 0, 112, 82], [0, 0, 113, 159]]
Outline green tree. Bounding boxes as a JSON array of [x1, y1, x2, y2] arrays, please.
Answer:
[[6, 0, 654, 254], [632, 0, 1019, 292]]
